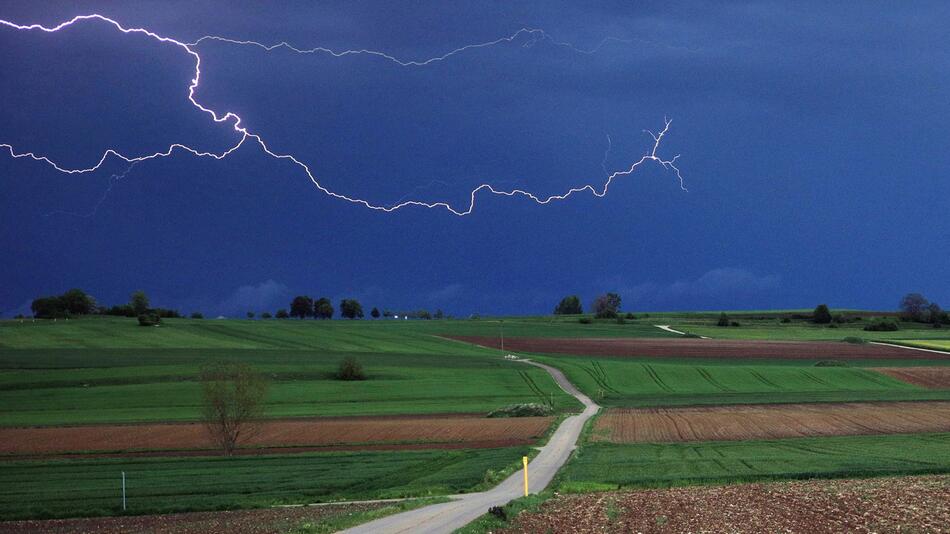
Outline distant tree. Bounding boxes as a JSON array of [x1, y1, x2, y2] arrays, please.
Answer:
[[554, 295, 583, 315], [370, 307, 381, 319], [32, 296, 67, 319], [275, 309, 290, 319], [314, 297, 334, 319], [717, 312, 731, 327], [130, 291, 150, 316], [434, 309, 445, 319], [246, 311, 255, 319], [592, 293, 621, 319], [383, 309, 393, 318], [900, 293, 929, 322], [418, 309, 432, 320], [261, 312, 272, 319], [61, 288, 96, 315], [340, 299, 364, 319], [812, 304, 833, 324], [199, 362, 269, 456], [290, 296, 314, 319], [928, 302, 943, 328], [191, 312, 204, 319]]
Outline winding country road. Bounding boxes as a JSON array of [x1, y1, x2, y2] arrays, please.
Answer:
[[341, 360, 599, 534]]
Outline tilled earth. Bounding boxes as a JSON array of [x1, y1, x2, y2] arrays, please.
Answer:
[[499, 475, 950, 533]]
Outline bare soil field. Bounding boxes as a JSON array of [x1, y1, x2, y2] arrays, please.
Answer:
[[593, 401, 950, 443], [0, 415, 553, 458], [499, 475, 950, 533], [448, 336, 942, 359], [875, 367, 950, 389], [0, 502, 387, 534]]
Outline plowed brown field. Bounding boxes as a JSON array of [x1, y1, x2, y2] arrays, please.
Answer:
[[498, 475, 950, 534], [593, 402, 950, 443], [0, 415, 552, 458], [447, 336, 942, 359], [875, 367, 950, 389]]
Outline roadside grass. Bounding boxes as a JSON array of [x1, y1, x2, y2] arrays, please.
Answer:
[[0, 446, 532, 521], [288, 497, 450, 534], [0, 349, 580, 426], [533, 354, 950, 408], [559, 432, 950, 491]]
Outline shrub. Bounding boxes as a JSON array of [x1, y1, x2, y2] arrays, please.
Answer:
[[337, 356, 366, 381], [190, 312, 204, 319], [864, 319, 899, 332], [828, 323, 839, 329], [815, 360, 848, 367], [781, 317, 791, 323], [842, 336, 866, 344], [717, 312, 730, 327], [137, 313, 161, 326], [578, 317, 592, 324], [260, 312, 272, 319], [624, 312, 636, 320], [487, 403, 553, 418], [730, 321, 741, 327]]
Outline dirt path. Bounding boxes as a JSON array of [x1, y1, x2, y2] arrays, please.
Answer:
[[654, 325, 709, 338], [341, 359, 600, 534]]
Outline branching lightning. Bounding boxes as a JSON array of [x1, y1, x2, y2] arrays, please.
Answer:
[[0, 14, 687, 217]]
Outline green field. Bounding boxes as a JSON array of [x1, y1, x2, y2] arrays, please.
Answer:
[[535, 354, 950, 407], [560, 433, 950, 490], [0, 446, 530, 520]]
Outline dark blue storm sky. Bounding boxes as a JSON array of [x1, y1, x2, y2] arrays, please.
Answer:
[[1, 1, 948, 317]]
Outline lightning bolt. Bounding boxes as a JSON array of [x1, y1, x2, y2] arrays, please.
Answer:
[[0, 14, 687, 217]]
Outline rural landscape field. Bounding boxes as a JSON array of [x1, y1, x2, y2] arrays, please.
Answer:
[[2, 308, 950, 532], [3, 1, 950, 532]]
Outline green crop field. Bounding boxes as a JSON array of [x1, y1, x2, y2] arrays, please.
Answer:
[[560, 433, 950, 490], [534, 354, 950, 408], [0, 446, 531, 520], [0, 332, 580, 426]]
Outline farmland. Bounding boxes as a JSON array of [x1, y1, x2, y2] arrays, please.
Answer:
[[592, 402, 950, 443], [0, 446, 531, 520]]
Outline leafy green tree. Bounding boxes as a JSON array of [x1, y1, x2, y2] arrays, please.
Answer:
[[246, 311, 255, 319], [290, 296, 313, 319], [31, 296, 65, 319], [275, 309, 290, 319], [340, 299, 364, 319], [900, 293, 929, 322], [592, 293, 621, 319], [370, 307, 381, 319], [61, 288, 96, 315], [261, 312, 272, 319], [554, 295, 583, 315], [928, 302, 943, 328], [434, 309, 445, 319], [314, 297, 334, 319], [130, 291, 150, 316], [813, 304, 833, 324]]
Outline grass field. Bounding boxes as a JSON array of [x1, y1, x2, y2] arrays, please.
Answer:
[[0, 446, 531, 520], [533, 354, 950, 407], [560, 432, 950, 490]]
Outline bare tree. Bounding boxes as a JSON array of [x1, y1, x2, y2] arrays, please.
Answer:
[[900, 293, 929, 322], [200, 362, 269, 456]]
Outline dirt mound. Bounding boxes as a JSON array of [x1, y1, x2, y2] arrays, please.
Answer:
[[498, 475, 950, 533], [0, 415, 553, 458], [874, 367, 950, 389], [447, 336, 939, 360], [594, 401, 950, 443]]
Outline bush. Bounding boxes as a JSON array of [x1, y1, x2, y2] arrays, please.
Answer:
[[730, 321, 741, 327], [815, 360, 848, 367], [190, 312, 204, 319], [842, 336, 866, 344], [828, 323, 839, 329], [337, 356, 366, 381], [487, 403, 553, 418], [781, 317, 791, 323], [578, 317, 592, 324], [137, 313, 161, 326], [864, 319, 899, 332], [717, 312, 730, 327], [624, 312, 636, 320]]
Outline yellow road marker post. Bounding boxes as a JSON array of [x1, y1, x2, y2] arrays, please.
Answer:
[[523, 456, 529, 496]]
